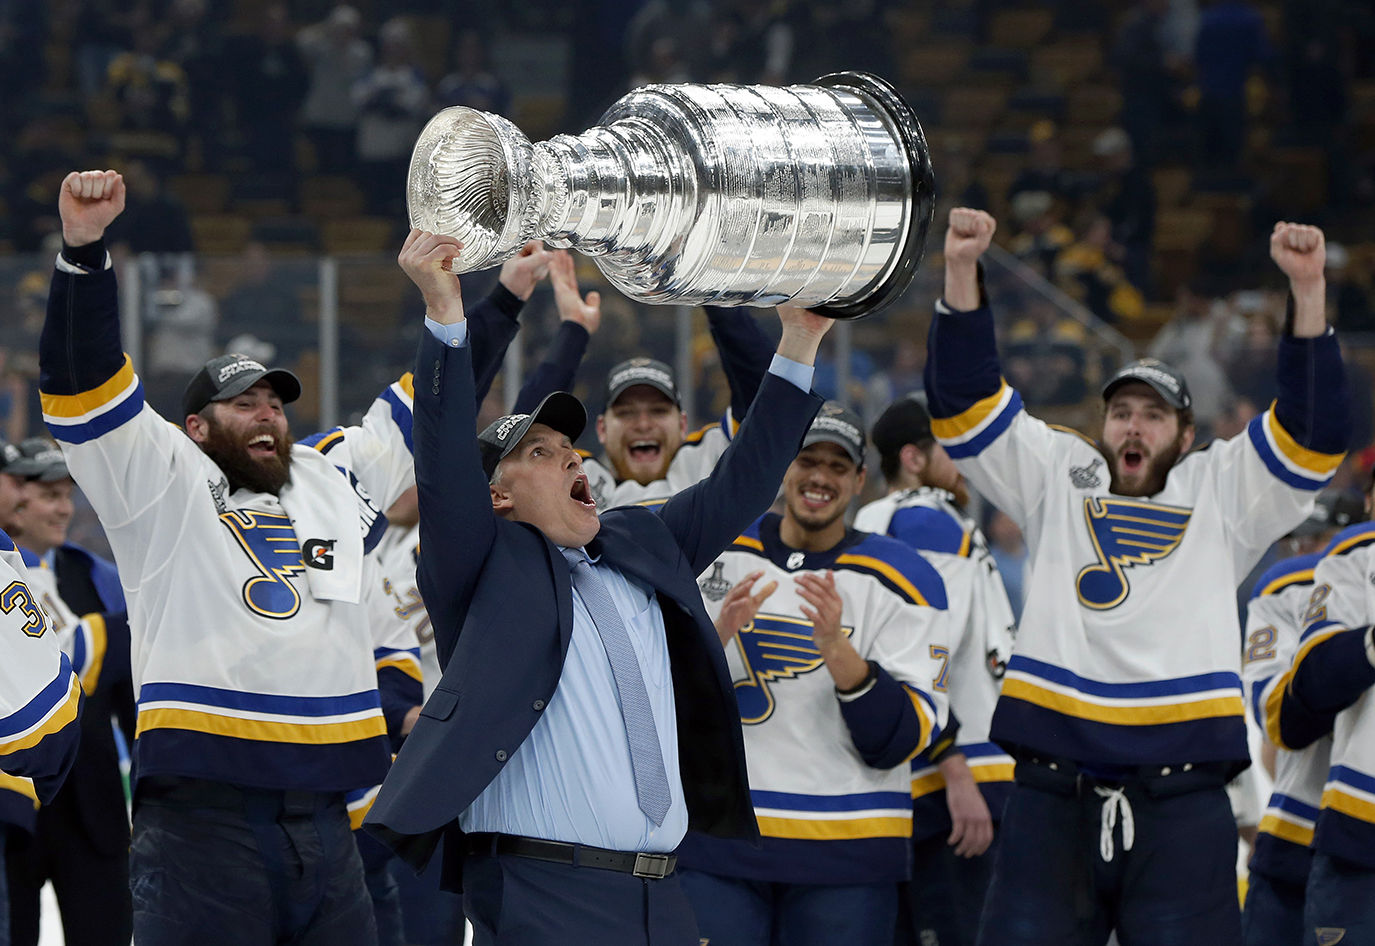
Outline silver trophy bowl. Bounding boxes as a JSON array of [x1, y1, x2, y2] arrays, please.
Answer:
[[407, 72, 935, 319]]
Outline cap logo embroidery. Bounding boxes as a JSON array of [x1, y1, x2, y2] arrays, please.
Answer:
[[810, 415, 861, 443], [496, 414, 529, 441], [217, 359, 265, 384]]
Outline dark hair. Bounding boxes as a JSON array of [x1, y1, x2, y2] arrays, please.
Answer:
[[879, 436, 934, 483]]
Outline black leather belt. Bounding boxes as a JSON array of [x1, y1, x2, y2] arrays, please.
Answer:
[[463, 832, 677, 880]]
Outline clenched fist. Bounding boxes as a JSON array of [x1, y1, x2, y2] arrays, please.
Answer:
[[59, 170, 126, 246], [945, 208, 997, 269], [1269, 222, 1326, 287]]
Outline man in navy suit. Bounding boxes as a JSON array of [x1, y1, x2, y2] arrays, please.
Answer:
[[365, 231, 831, 945]]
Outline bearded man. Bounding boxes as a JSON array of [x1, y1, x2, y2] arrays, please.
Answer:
[[922, 207, 1350, 946]]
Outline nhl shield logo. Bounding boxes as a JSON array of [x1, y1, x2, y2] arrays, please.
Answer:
[[1315, 930, 1345, 946], [786, 552, 805, 570], [699, 562, 731, 602]]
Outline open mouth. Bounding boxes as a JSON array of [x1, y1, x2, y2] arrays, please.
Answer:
[[569, 474, 596, 510], [800, 487, 836, 510], [1120, 448, 1145, 475], [247, 433, 277, 458], [628, 440, 662, 464]]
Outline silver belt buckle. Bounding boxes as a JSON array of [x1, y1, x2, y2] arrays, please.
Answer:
[[632, 852, 671, 879]]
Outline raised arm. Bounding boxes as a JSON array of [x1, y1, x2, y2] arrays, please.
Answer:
[[513, 249, 599, 414], [703, 305, 775, 423]]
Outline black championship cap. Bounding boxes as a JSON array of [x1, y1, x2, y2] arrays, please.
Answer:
[[1292, 488, 1366, 538], [802, 402, 867, 466], [7, 437, 69, 482], [604, 358, 680, 409], [871, 393, 934, 461], [182, 353, 302, 418], [1101, 358, 1192, 411], [479, 391, 587, 480]]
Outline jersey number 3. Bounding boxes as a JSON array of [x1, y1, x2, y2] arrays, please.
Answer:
[[1, 580, 49, 638]]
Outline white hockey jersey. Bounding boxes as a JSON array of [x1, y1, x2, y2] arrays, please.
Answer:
[[931, 387, 1338, 767], [1242, 552, 1329, 884], [42, 357, 416, 793], [855, 487, 1017, 834], [675, 514, 952, 885]]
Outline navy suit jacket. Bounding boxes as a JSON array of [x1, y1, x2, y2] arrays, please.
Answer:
[[365, 329, 822, 887]]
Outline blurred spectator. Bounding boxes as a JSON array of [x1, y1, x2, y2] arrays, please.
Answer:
[[436, 28, 511, 115], [1007, 121, 1084, 205], [0, 346, 32, 445], [625, 0, 713, 82], [104, 13, 190, 163], [985, 508, 1028, 621], [1194, 0, 1271, 171], [1324, 243, 1375, 333], [1224, 292, 1283, 408], [143, 260, 219, 417], [298, 4, 373, 174], [1053, 211, 1146, 325], [1148, 279, 1247, 365], [228, 3, 308, 179], [217, 242, 313, 362], [628, 34, 692, 87], [352, 17, 431, 216], [1091, 127, 1156, 290], [1001, 297, 1090, 407], [705, 0, 796, 85], [1008, 191, 1073, 280], [1113, 0, 1177, 167], [103, 161, 194, 254]]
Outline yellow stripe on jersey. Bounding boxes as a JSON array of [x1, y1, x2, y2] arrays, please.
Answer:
[[834, 554, 929, 607], [40, 356, 136, 418], [0, 771, 38, 804], [78, 613, 108, 696], [732, 535, 765, 552], [312, 430, 345, 453], [1266, 627, 1344, 748], [347, 787, 379, 830], [756, 815, 913, 841], [1258, 813, 1315, 847], [972, 761, 1016, 784], [136, 708, 387, 745], [1322, 786, 1375, 824], [0, 674, 82, 755], [397, 373, 415, 400], [930, 382, 1011, 440], [1002, 677, 1244, 725], [1264, 406, 1345, 475], [376, 654, 423, 683], [911, 769, 945, 798], [1326, 525, 1375, 558], [1259, 568, 1316, 599], [900, 684, 934, 763], [684, 422, 718, 445]]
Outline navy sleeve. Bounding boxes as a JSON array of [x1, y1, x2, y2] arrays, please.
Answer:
[[923, 287, 1005, 425], [467, 284, 525, 406], [377, 664, 423, 751], [704, 306, 774, 420], [40, 241, 127, 398], [1280, 626, 1375, 748], [837, 663, 935, 769], [513, 321, 590, 415], [1272, 328, 1350, 453]]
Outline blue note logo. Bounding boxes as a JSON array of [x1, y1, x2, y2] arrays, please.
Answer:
[[1076, 498, 1192, 610], [220, 510, 306, 619], [733, 613, 853, 723]]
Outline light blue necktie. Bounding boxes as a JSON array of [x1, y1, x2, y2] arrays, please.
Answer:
[[563, 549, 671, 825]]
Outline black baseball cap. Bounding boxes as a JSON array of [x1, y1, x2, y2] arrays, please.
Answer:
[[604, 358, 680, 409], [1291, 488, 1366, 538], [7, 437, 69, 482], [801, 402, 867, 467], [182, 353, 302, 418], [871, 393, 934, 461], [1102, 358, 1192, 411], [479, 391, 587, 480]]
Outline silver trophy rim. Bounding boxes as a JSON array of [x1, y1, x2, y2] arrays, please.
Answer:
[[809, 71, 936, 321]]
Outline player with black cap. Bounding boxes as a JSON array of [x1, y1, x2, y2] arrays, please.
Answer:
[[35, 170, 543, 946], [922, 207, 1349, 946], [672, 402, 956, 945], [855, 392, 1018, 946]]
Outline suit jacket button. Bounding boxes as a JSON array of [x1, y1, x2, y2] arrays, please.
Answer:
[[432, 383, 440, 394], [495, 749, 508, 762], [532, 699, 545, 711]]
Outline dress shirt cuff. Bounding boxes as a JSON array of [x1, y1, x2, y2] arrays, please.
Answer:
[[425, 317, 470, 348], [768, 353, 814, 392]]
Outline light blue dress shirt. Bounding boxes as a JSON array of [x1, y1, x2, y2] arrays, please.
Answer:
[[427, 315, 815, 851]]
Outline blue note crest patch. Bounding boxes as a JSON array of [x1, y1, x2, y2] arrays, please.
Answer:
[[733, 613, 853, 723], [220, 509, 307, 619], [1076, 498, 1192, 610]]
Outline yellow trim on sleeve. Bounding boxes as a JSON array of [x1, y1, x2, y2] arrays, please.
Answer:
[[78, 613, 108, 696], [397, 373, 415, 400], [376, 655, 424, 683], [40, 356, 136, 418], [1265, 406, 1345, 474], [0, 771, 38, 804], [929, 382, 1009, 440], [0, 675, 82, 755]]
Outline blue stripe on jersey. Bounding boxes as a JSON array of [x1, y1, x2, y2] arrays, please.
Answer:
[[381, 388, 414, 453], [299, 427, 343, 452], [886, 505, 968, 557], [1322, 521, 1375, 558], [0, 530, 14, 553], [137, 682, 381, 717], [45, 380, 146, 445], [1250, 674, 1274, 729], [943, 390, 1024, 460], [1299, 618, 1343, 644], [1271, 793, 1321, 821], [1246, 415, 1331, 491], [0, 662, 79, 739], [749, 789, 911, 812], [1007, 655, 1240, 700], [1328, 764, 1375, 796], [1249, 552, 1322, 601]]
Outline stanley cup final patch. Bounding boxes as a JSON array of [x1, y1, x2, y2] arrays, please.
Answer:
[[699, 562, 730, 602]]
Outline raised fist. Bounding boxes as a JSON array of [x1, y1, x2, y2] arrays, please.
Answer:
[[1270, 222, 1326, 286], [945, 208, 997, 268], [59, 170, 126, 246]]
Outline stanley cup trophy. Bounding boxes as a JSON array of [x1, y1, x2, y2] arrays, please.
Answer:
[[407, 72, 935, 319]]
